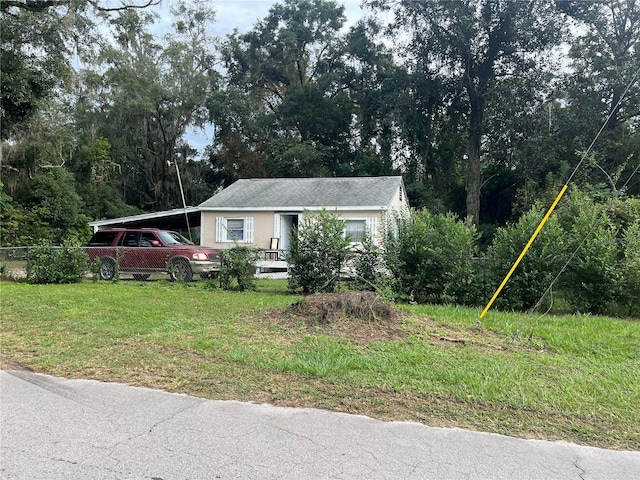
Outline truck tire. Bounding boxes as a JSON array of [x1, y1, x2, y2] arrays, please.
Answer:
[[99, 257, 116, 281], [169, 258, 193, 282]]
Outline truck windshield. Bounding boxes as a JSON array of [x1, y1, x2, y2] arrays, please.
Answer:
[[158, 231, 194, 245]]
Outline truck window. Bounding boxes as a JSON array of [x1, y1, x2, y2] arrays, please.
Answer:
[[87, 231, 119, 246], [122, 232, 139, 247]]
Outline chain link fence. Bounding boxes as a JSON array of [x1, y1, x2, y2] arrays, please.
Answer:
[[0, 247, 30, 280], [0, 246, 292, 281]]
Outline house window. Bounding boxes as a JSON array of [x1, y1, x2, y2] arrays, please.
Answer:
[[226, 219, 245, 241], [215, 217, 254, 243], [345, 219, 367, 243]]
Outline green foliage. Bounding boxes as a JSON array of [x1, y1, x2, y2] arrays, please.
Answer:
[[214, 0, 371, 180], [73, 3, 219, 211], [78, 183, 143, 221], [554, 188, 637, 316], [266, 139, 331, 177], [0, 207, 49, 247], [20, 169, 91, 244], [0, 1, 72, 139], [26, 243, 88, 284], [288, 209, 352, 294], [621, 221, 640, 317], [219, 245, 261, 291], [88, 258, 103, 283], [351, 232, 381, 292], [486, 206, 567, 311], [382, 210, 479, 304]]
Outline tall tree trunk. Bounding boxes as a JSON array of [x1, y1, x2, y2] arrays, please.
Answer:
[[466, 88, 485, 225]]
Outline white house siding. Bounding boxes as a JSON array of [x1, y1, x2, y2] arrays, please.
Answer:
[[201, 210, 274, 249], [200, 208, 399, 250], [389, 185, 410, 213]]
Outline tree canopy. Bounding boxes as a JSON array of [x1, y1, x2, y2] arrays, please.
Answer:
[[1, 0, 638, 246]]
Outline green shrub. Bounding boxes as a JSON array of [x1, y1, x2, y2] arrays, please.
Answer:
[[561, 204, 623, 315], [26, 242, 88, 284], [382, 210, 479, 304], [620, 221, 640, 317], [554, 188, 638, 316], [351, 232, 382, 292], [219, 245, 261, 291], [288, 209, 352, 294], [486, 205, 567, 311]]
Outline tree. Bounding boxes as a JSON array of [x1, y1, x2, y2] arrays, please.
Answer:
[[1, 98, 76, 197], [0, 0, 159, 140], [212, 0, 359, 180], [368, 0, 565, 224], [0, 1, 159, 13], [556, 0, 640, 195], [1, 1, 69, 139], [76, 1, 219, 210], [20, 168, 91, 243]]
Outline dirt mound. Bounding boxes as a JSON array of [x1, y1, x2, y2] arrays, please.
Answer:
[[268, 292, 407, 343], [289, 291, 399, 324]]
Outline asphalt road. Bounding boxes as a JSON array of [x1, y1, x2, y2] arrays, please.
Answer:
[[1, 369, 638, 479]]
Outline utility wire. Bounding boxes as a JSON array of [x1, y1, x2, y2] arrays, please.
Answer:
[[511, 159, 640, 343], [530, 159, 640, 316], [566, 64, 640, 186], [477, 63, 640, 327]]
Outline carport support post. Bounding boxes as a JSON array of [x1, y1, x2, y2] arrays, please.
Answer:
[[173, 158, 192, 242]]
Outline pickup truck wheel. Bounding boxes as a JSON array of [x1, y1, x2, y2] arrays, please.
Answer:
[[169, 258, 193, 282], [133, 274, 150, 281], [99, 257, 116, 280]]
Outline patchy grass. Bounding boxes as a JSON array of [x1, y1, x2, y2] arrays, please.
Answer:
[[1, 280, 638, 450]]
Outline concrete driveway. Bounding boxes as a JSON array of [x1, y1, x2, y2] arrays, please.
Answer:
[[1, 369, 638, 479]]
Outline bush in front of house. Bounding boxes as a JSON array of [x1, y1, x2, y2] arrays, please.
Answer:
[[287, 209, 352, 294], [219, 245, 261, 291], [382, 210, 479, 304], [26, 242, 88, 284], [351, 232, 382, 292]]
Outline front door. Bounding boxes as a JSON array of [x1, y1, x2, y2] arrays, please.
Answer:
[[278, 214, 299, 254]]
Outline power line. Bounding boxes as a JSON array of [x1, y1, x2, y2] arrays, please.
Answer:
[[476, 63, 640, 327]]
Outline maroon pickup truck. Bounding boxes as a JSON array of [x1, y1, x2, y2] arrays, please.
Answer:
[[85, 228, 221, 281]]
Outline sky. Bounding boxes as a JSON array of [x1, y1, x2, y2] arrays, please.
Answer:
[[155, 0, 374, 153], [159, 0, 370, 38]]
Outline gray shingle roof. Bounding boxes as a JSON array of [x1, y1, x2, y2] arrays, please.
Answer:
[[199, 177, 404, 209]]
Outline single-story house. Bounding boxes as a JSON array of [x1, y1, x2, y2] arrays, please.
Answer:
[[89, 176, 409, 254], [198, 176, 409, 253]]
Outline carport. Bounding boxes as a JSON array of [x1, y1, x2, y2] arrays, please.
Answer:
[[88, 207, 202, 234]]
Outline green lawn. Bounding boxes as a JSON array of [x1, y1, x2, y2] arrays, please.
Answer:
[[1, 279, 638, 450]]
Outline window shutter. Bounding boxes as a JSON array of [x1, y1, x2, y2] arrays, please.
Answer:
[[245, 216, 254, 243], [215, 217, 224, 243], [366, 217, 378, 244]]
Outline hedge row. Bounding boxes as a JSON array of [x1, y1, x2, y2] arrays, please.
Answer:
[[288, 188, 640, 317]]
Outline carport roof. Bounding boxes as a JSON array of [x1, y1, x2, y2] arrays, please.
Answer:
[[88, 207, 201, 231]]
